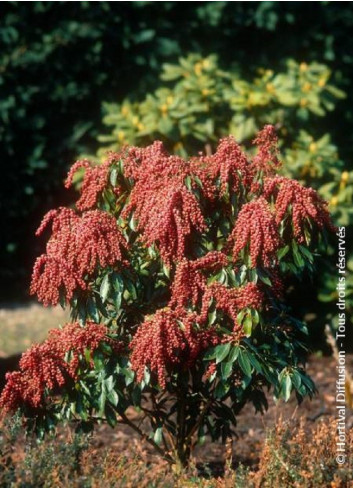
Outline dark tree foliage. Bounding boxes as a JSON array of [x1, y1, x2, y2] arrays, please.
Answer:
[[1, 1, 352, 299]]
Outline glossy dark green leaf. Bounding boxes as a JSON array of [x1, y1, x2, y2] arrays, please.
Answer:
[[215, 343, 231, 364], [100, 274, 111, 303], [238, 350, 252, 377]]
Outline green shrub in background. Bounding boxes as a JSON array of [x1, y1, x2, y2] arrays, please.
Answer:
[[97, 54, 353, 338]]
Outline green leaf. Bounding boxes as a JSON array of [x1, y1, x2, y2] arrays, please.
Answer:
[[122, 368, 135, 386], [243, 315, 252, 337], [236, 310, 246, 324], [105, 404, 117, 427], [214, 381, 230, 399], [153, 427, 163, 446], [215, 343, 231, 364], [208, 308, 217, 326], [228, 345, 240, 363], [110, 168, 118, 187], [247, 353, 263, 373], [100, 274, 111, 303], [93, 351, 105, 371], [112, 272, 124, 292], [104, 375, 114, 392], [281, 374, 292, 402], [203, 346, 218, 360], [238, 350, 252, 377], [129, 216, 137, 231], [299, 245, 313, 263], [86, 297, 100, 323], [113, 290, 122, 310], [98, 390, 106, 415], [107, 389, 119, 407], [278, 245, 290, 260], [257, 269, 272, 286], [221, 361, 233, 380], [292, 248, 305, 268], [291, 370, 302, 390]]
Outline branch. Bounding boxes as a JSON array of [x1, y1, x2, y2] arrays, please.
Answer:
[[119, 411, 174, 464], [185, 398, 212, 446]]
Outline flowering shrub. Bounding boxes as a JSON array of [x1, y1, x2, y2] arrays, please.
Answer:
[[1, 126, 334, 466], [98, 53, 352, 333]]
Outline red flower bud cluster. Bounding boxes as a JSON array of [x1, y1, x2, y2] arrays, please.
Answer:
[[0, 322, 107, 412], [195, 136, 253, 196], [30, 255, 87, 307], [65, 156, 114, 211], [31, 208, 127, 306], [229, 197, 280, 267], [235, 282, 265, 310], [199, 282, 264, 329], [130, 309, 187, 388], [205, 361, 217, 379], [264, 176, 334, 243], [252, 124, 281, 174], [130, 308, 219, 388], [122, 141, 206, 264], [170, 251, 228, 311]]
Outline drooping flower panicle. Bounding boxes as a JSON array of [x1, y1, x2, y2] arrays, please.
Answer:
[[0, 322, 107, 412], [64, 156, 114, 211], [122, 141, 206, 264], [31, 208, 127, 306], [130, 308, 218, 388], [170, 251, 228, 311], [229, 197, 280, 267], [252, 124, 281, 174], [195, 136, 253, 196], [264, 176, 334, 242]]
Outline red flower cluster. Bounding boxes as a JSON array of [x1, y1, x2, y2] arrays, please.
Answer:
[[130, 308, 219, 388], [195, 136, 253, 196], [252, 124, 281, 174], [30, 255, 86, 307], [170, 251, 228, 311], [235, 282, 265, 310], [169, 250, 264, 336], [264, 176, 334, 242], [200, 282, 264, 328], [65, 155, 117, 211], [122, 141, 205, 264], [229, 197, 280, 267], [31, 208, 127, 306], [130, 309, 187, 388], [0, 322, 107, 412]]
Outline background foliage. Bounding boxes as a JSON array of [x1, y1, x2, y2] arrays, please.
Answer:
[[1, 2, 353, 340]]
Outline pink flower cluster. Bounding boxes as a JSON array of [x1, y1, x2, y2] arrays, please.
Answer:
[[200, 282, 264, 326], [130, 308, 218, 388], [64, 152, 121, 211], [229, 197, 280, 267], [0, 322, 107, 411], [170, 251, 228, 311], [122, 141, 206, 264], [252, 124, 281, 173], [31, 208, 127, 306], [198, 136, 253, 195], [264, 176, 335, 242]]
